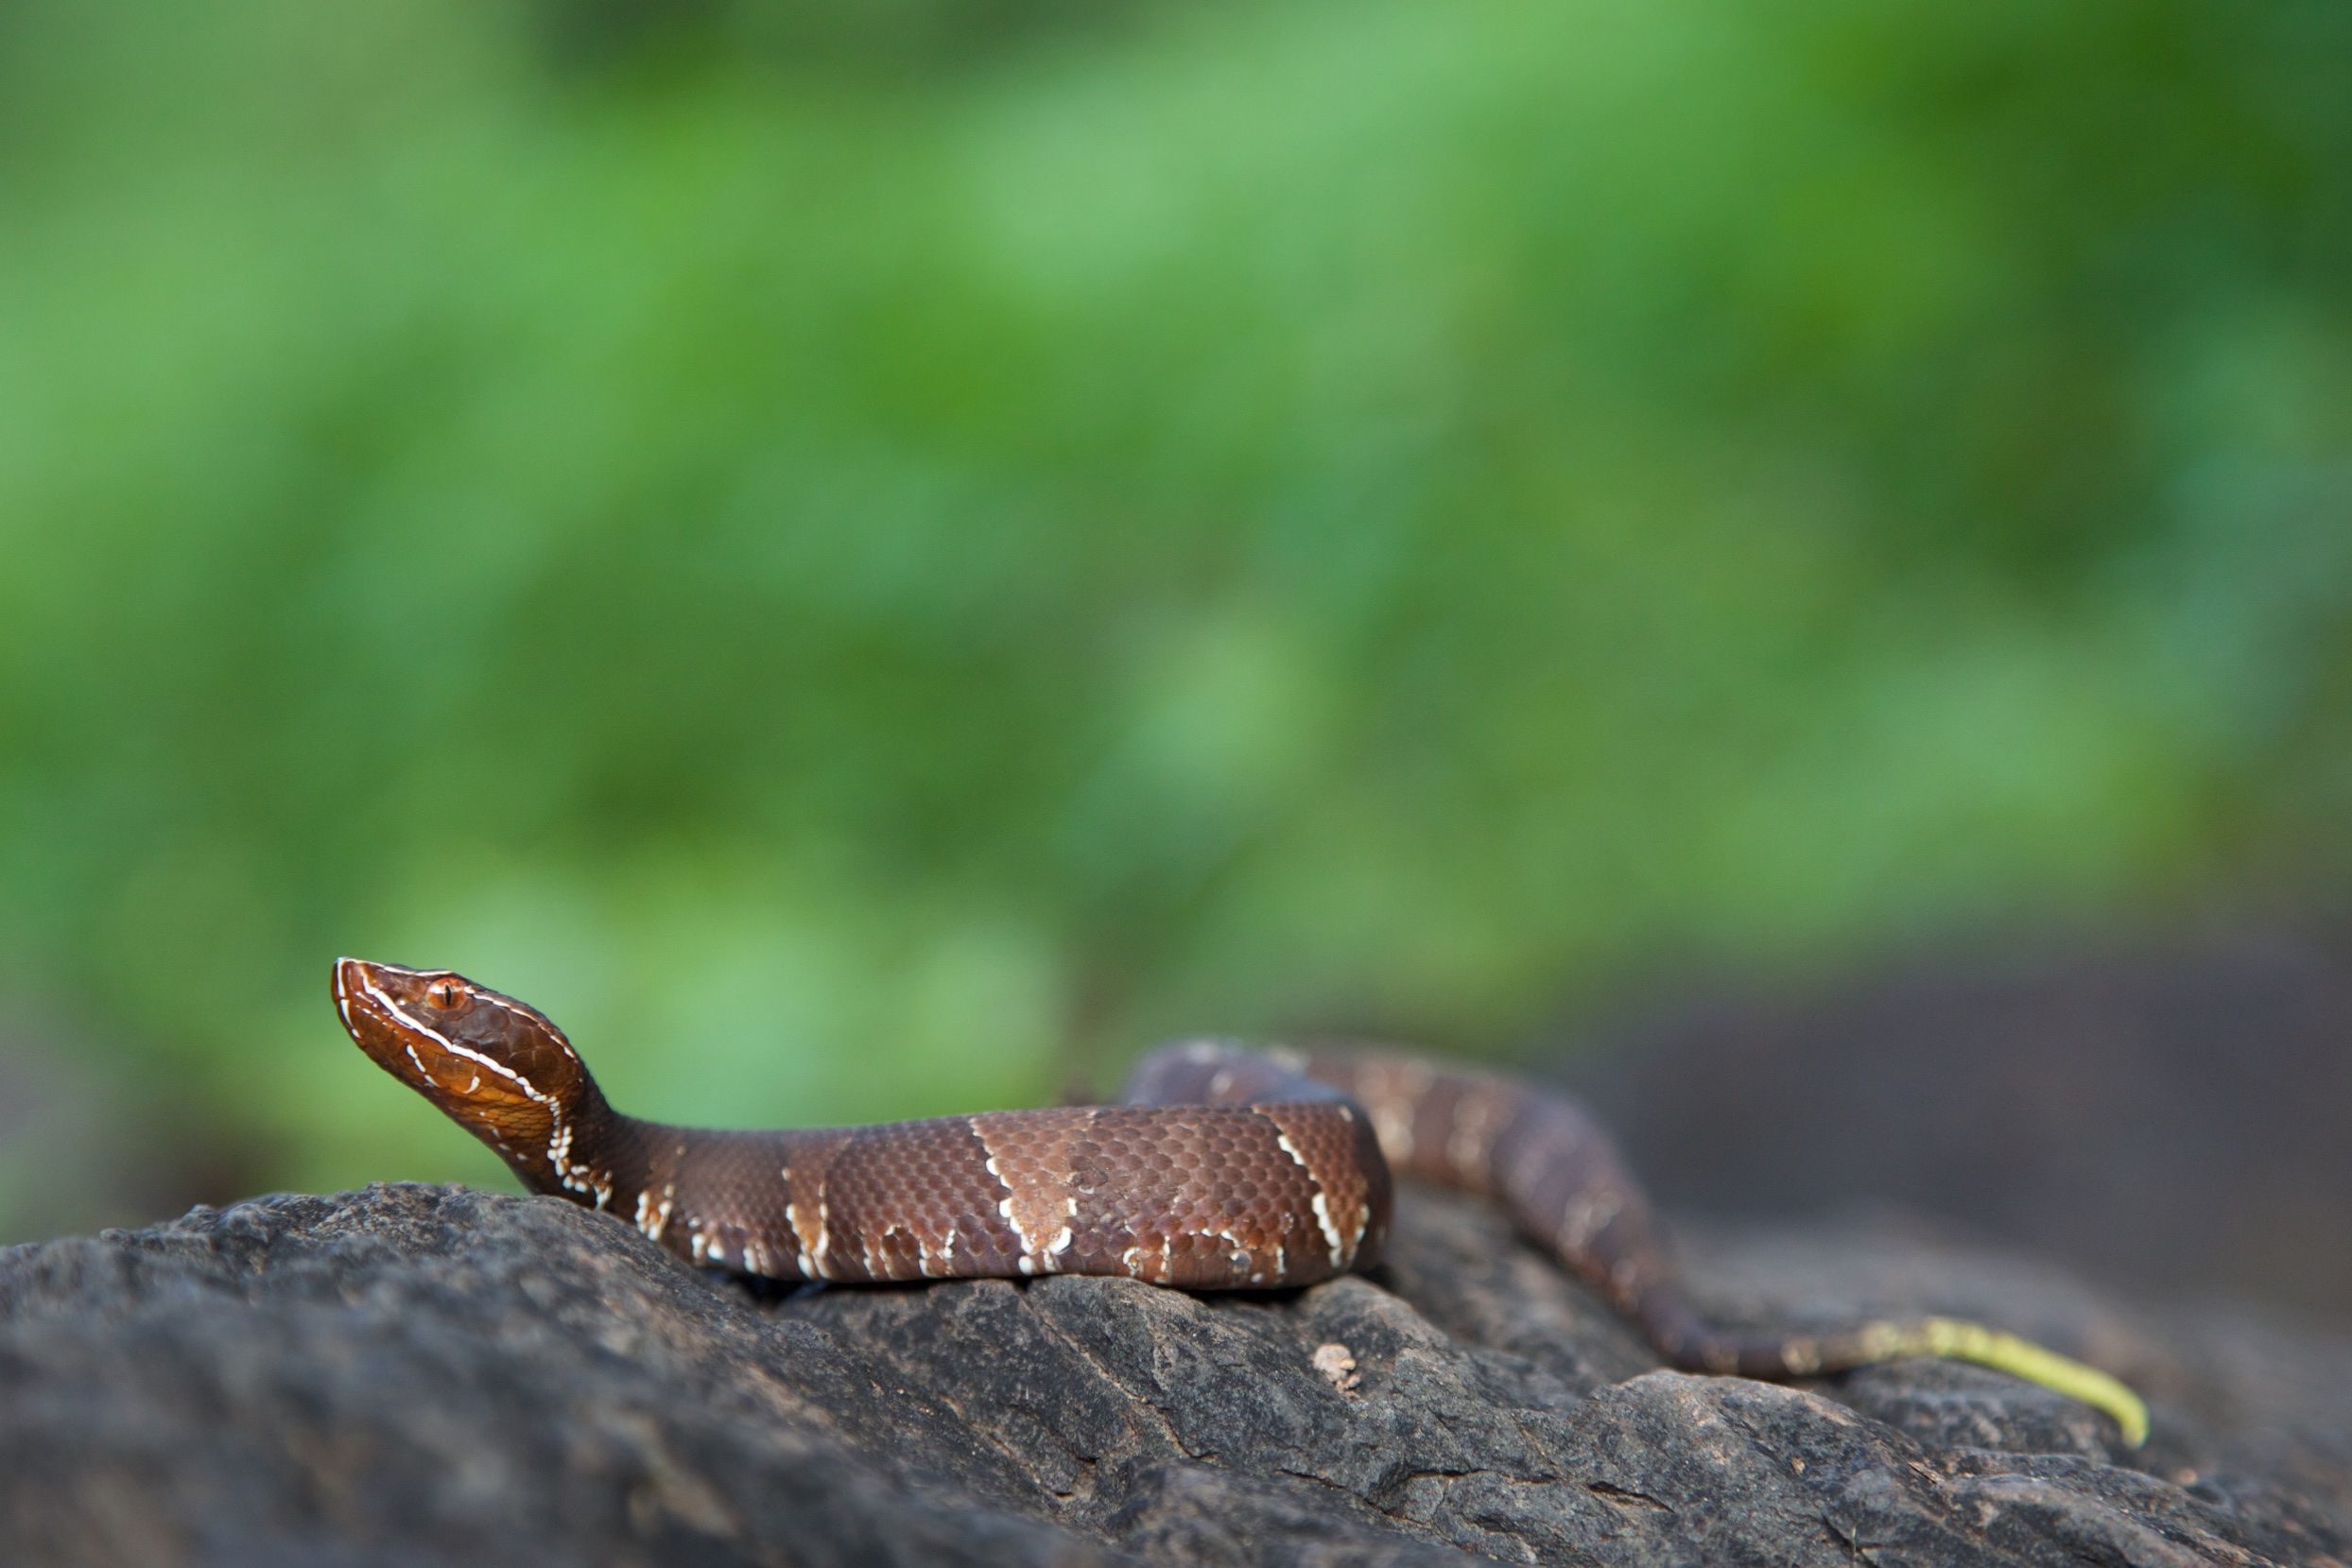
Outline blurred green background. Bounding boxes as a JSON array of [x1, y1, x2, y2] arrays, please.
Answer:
[[2, 0, 2348, 1247]]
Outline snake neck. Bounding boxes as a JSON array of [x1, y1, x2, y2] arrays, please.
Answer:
[[499, 1076, 631, 1209]]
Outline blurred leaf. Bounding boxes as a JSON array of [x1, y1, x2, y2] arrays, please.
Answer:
[[0, 0, 2346, 1228]]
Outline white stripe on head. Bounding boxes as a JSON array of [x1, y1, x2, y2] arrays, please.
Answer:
[[464, 985, 581, 1063], [355, 974, 557, 1109]]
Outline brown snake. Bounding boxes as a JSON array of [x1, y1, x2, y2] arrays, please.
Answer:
[[332, 956, 2148, 1443]]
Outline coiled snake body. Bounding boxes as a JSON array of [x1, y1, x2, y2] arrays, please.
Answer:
[[332, 956, 2148, 1443]]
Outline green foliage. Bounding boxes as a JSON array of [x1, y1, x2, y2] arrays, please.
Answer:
[[0, 0, 2347, 1227]]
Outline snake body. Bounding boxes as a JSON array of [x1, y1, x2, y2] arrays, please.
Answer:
[[331, 956, 2149, 1442]]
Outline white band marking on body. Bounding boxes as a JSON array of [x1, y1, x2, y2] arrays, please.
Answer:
[[1446, 1087, 1501, 1183], [1269, 1123, 1346, 1268]]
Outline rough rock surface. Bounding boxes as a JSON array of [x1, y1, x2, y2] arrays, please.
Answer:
[[3, 1180, 2347, 1567]]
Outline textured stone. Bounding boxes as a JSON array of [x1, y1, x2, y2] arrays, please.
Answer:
[[1, 1179, 2345, 1566]]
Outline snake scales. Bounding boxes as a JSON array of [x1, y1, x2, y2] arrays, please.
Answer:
[[332, 956, 2148, 1443]]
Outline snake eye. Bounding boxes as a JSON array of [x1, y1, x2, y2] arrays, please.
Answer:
[[425, 979, 462, 1010]]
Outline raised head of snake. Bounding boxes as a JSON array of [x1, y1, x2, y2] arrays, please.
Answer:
[[332, 956, 604, 1189]]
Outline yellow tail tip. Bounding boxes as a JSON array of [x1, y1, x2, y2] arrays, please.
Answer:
[[1902, 1318, 2149, 1447]]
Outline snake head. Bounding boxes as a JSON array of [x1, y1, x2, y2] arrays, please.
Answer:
[[332, 956, 591, 1174]]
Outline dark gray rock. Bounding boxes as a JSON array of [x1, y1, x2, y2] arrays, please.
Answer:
[[2, 1180, 2345, 1566], [1576, 916, 2352, 1325]]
